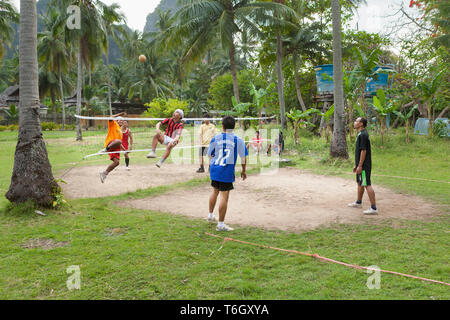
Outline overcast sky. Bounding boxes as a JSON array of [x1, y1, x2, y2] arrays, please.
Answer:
[[11, 0, 413, 34]]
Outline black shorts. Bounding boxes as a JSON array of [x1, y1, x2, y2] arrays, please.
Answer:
[[199, 147, 207, 156], [356, 168, 371, 186], [211, 180, 234, 191]]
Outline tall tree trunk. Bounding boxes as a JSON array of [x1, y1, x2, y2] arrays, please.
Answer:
[[106, 42, 113, 116], [76, 43, 83, 141], [6, 0, 58, 206], [229, 41, 240, 104], [293, 54, 306, 112], [330, 0, 348, 158], [276, 33, 286, 129], [51, 89, 56, 123], [59, 70, 65, 130], [88, 65, 92, 87]]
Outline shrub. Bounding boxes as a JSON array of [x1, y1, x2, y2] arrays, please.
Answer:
[[64, 124, 76, 130], [0, 125, 7, 131], [433, 119, 448, 137], [41, 122, 57, 131], [7, 124, 18, 131], [143, 98, 189, 126]]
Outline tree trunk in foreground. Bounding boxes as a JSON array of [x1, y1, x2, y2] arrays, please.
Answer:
[[6, 0, 58, 206], [330, 0, 348, 158]]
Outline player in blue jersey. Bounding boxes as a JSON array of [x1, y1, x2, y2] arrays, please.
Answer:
[[207, 116, 248, 231]]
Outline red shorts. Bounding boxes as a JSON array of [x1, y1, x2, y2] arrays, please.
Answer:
[[107, 142, 120, 161]]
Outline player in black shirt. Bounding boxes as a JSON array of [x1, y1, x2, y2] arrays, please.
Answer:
[[348, 117, 378, 215]]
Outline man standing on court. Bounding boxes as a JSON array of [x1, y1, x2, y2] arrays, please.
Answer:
[[197, 113, 217, 173], [348, 117, 378, 214], [146, 109, 184, 168], [207, 116, 248, 231]]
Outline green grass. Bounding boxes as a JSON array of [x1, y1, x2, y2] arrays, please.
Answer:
[[0, 128, 449, 299]]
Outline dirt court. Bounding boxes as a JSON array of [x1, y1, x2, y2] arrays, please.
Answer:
[[60, 163, 207, 199], [59, 165, 440, 232]]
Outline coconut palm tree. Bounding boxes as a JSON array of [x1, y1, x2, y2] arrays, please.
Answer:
[[0, 0, 19, 59], [54, 0, 108, 140], [38, 7, 73, 129], [120, 30, 148, 61], [6, 0, 58, 207], [39, 68, 59, 122], [330, 0, 364, 158], [0, 52, 19, 90], [128, 49, 174, 102], [98, 1, 126, 115], [284, 22, 325, 112], [167, 0, 296, 106]]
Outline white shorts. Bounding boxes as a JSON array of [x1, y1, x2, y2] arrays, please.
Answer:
[[163, 135, 174, 145]]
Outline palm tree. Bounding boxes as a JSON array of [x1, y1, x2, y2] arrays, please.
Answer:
[[330, 0, 357, 158], [284, 22, 325, 112], [274, 0, 288, 129], [39, 68, 59, 122], [38, 7, 73, 129], [330, 0, 348, 158], [128, 49, 174, 102], [109, 61, 132, 103], [98, 1, 126, 115], [120, 30, 147, 61], [0, 0, 19, 59], [6, 0, 58, 207], [0, 52, 19, 90], [55, 0, 107, 140], [167, 0, 296, 106], [330, 0, 366, 158]]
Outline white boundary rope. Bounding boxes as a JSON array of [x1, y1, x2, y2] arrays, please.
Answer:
[[75, 115, 276, 121]]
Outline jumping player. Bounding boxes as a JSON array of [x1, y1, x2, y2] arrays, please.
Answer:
[[99, 112, 126, 183], [348, 117, 378, 215], [207, 116, 248, 231], [120, 120, 133, 170], [146, 109, 184, 168], [197, 113, 217, 173]]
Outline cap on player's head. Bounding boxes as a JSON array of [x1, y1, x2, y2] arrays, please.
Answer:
[[222, 116, 235, 130]]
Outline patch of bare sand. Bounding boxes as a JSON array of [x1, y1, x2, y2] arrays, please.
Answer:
[[117, 167, 441, 232], [21, 239, 70, 250], [60, 163, 206, 199]]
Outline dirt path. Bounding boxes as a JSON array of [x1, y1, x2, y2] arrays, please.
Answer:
[[117, 167, 440, 232]]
